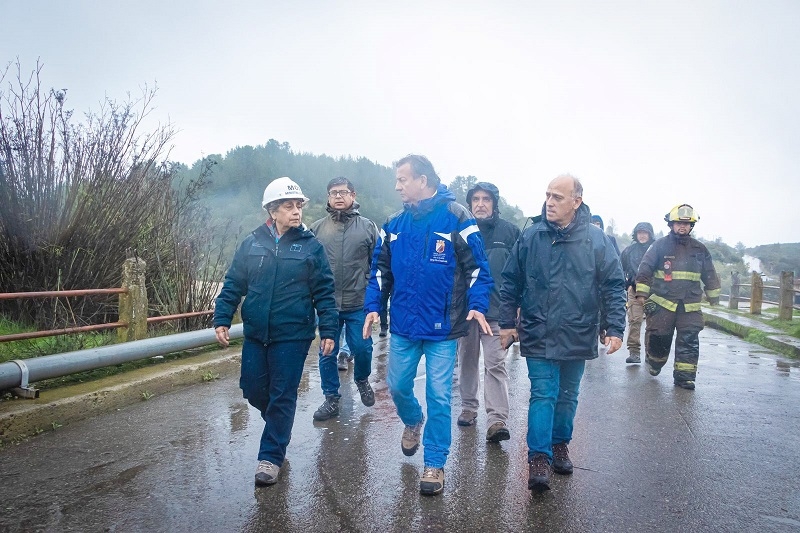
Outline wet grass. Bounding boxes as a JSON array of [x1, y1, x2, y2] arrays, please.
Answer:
[[714, 305, 800, 338]]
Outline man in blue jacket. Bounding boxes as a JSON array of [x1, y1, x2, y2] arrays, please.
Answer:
[[499, 174, 626, 493], [362, 154, 493, 496]]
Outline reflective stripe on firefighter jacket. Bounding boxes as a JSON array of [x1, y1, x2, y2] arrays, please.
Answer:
[[635, 232, 720, 313]]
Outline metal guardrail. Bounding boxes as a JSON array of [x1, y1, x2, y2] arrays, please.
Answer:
[[0, 324, 243, 397]]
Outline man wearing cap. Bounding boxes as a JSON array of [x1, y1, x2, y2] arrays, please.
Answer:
[[456, 182, 520, 443]]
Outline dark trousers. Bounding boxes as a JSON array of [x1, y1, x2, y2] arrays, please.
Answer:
[[644, 303, 703, 383], [240, 337, 312, 465]]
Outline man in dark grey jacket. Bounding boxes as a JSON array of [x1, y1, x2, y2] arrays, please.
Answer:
[[310, 177, 379, 421], [456, 182, 520, 442], [499, 174, 626, 493]]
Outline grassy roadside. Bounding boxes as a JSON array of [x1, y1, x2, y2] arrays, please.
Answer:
[[714, 306, 800, 338]]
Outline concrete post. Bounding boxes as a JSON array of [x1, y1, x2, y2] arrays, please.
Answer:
[[117, 258, 148, 342], [750, 271, 763, 315], [779, 271, 794, 321], [729, 271, 740, 310]]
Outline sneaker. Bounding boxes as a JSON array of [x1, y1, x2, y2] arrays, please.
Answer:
[[675, 380, 696, 390], [355, 379, 375, 406], [645, 361, 660, 376], [419, 466, 444, 495], [625, 352, 641, 364], [401, 415, 424, 456], [528, 453, 552, 492], [457, 409, 477, 427], [337, 353, 349, 371], [379, 326, 388, 337], [313, 395, 340, 421], [254, 460, 280, 486], [552, 442, 573, 475]]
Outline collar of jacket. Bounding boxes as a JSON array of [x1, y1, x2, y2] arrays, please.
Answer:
[[476, 215, 497, 230], [538, 202, 592, 239], [255, 222, 309, 243], [669, 231, 692, 246], [326, 201, 361, 223], [404, 184, 455, 219]]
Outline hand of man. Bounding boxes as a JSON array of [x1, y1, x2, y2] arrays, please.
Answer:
[[320, 338, 335, 356], [499, 328, 518, 350], [214, 326, 230, 348], [363, 311, 380, 339], [602, 335, 623, 354], [467, 310, 492, 335]]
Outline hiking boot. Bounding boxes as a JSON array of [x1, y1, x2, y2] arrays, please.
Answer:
[[675, 380, 695, 390], [401, 415, 424, 456], [645, 361, 660, 376], [419, 466, 444, 495], [486, 422, 510, 442], [625, 352, 641, 364], [528, 453, 552, 492], [552, 442, 573, 475], [379, 326, 388, 337], [355, 379, 375, 406], [457, 409, 477, 427], [337, 352, 349, 371], [313, 395, 340, 421], [254, 460, 280, 486]]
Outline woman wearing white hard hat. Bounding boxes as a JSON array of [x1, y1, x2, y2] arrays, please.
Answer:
[[213, 176, 338, 486]]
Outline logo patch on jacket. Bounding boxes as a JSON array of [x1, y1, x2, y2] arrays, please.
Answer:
[[290, 244, 302, 252], [430, 239, 448, 264]]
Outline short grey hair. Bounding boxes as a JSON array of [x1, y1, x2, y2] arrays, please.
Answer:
[[555, 174, 583, 199]]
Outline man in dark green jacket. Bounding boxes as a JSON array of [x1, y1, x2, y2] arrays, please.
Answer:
[[310, 177, 379, 421]]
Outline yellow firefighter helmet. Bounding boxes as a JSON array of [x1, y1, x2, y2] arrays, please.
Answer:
[[664, 204, 699, 224]]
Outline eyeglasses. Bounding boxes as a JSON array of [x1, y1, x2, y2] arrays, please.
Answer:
[[328, 190, 351, 198]]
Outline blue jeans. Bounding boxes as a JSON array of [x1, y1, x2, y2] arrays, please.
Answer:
[[387, 333, 457, 469], [240, 337, 312, 465], [525, 358, 586, 462], [318, 308, 373, 397]]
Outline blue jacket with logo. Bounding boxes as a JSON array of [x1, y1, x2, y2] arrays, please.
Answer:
[[213, 223, 339, 345], [364, 185, 493, 341]]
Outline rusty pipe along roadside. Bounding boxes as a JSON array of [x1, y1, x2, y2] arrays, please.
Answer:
[[0, 324, 244, 393]]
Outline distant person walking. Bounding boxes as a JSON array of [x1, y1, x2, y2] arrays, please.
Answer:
[[635, 204, 720, 390], [619, 222, 655, 363], [214, 177, 338, 487], [499, 174, 626, 493], [455, 182, 520, 442], [310, 177, 379, 421], [362, 154, 493, 495]]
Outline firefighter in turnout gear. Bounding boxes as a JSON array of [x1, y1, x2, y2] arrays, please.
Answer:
[[634, 204, 721, 390]]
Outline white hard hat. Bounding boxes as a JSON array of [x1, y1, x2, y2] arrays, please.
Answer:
[[261, 177, 310, 209]]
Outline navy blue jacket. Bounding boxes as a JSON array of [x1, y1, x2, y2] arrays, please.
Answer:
[[214, 223, 338, 345], [499, 203, 626, 360], [477, 216, 520, 321], [364, 185, 493, 341]]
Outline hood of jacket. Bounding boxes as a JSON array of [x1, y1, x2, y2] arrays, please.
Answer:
[[631, 222, 655, 243], [326, 201, 362, 223]]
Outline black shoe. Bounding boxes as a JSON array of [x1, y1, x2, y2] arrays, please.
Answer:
[[552, 442, 573, 475], [379, 326, 388, 337], [337, 353, 349, 371], [356, 379, 375, 406], [313, 396, 340, 421], [674, 380, 695, 390], [528, 453, 552, 492]]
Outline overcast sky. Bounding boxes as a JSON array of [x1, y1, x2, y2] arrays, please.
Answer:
[[3, 0, 798, 247]]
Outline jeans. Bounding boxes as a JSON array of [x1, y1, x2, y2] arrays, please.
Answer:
[[457, 320, 509, 425], [387, 333, 457, 469], [240, 337, 312, 465], [525, 357, 586, 462], [318, 308, 373, 397]]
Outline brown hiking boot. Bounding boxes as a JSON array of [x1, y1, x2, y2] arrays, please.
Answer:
[[401, 415, 424, 456], [457, 409, 477, 427], [419, 466, 444, 495], [486, 422, 510, 442], [528, 453, 552, 492], [552, 442, 573, 475]]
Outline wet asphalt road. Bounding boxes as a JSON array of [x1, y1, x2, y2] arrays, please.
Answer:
[[1, 329, 800, 532]]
